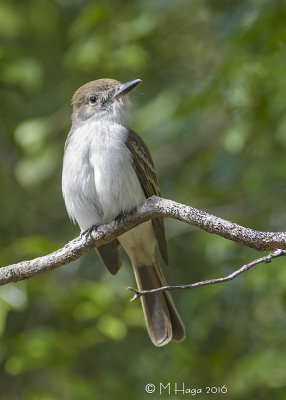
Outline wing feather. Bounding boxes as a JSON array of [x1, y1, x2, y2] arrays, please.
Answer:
[[126, 130, 168, 265]]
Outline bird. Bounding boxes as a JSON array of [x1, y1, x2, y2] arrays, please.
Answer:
[[62, 78, 185, 346]]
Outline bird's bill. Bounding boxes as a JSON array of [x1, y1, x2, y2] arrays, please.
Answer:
[[114, 79, 142, 98]]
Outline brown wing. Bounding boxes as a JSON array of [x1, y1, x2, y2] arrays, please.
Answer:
[[126, 130, 168, 265]]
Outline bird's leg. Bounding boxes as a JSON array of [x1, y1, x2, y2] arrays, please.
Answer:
[[80, 225, 98, 240], [115, 207, 137, 223], [114, 212, 126, 223]]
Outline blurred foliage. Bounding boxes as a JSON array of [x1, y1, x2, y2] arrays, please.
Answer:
[[1, 0, 286, 398]]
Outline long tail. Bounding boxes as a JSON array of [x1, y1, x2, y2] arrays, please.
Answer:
[[132, 258, 185, 346]]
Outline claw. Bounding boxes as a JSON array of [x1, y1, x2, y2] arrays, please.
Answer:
[[115, 207, 137, 223], [80, 225, 98, 240], [115, 212, 125, 223]]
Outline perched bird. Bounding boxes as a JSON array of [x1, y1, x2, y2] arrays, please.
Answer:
[[62, 78, 185, 346]]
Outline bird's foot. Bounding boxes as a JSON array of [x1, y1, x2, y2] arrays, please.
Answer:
[[114, 212, 126, 223], [115, 207, 137, 222], [80, 225, 98, 240]]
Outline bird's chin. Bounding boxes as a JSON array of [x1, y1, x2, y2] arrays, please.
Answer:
[[109, 99, 130, 124], [85, 102, 129, 126]]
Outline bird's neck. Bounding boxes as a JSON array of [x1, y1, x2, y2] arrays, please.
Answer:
[[67, 118, 128, 152]]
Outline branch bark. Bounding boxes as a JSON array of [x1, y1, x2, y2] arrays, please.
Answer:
[[1, 196, 286, 287]]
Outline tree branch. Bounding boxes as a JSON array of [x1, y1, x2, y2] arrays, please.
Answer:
[[1, 196, 286, 287]]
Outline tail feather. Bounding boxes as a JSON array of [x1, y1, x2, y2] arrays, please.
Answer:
[[133, 259, 185, 346], [96, 240, 121, 275]]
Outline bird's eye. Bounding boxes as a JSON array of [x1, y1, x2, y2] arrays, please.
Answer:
[[89, 96, 97, 104]]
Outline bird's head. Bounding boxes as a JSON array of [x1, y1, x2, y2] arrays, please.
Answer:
[[71, 78, 141, 126]]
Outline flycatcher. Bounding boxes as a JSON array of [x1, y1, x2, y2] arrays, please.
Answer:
[[62, 78, 185, 346]]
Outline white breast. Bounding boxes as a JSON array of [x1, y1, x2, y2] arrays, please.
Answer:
[[62, 120, 145, 230]]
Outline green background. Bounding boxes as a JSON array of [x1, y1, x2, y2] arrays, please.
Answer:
[[1, 0, 286, 398]]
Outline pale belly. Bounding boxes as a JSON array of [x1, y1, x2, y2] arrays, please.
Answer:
[[62, 124, 145, 230]]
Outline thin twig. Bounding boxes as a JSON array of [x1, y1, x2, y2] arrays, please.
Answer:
[[128, 249, 286, 301]]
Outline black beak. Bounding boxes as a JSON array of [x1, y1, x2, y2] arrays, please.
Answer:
[[114, 79, 142, 98]]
